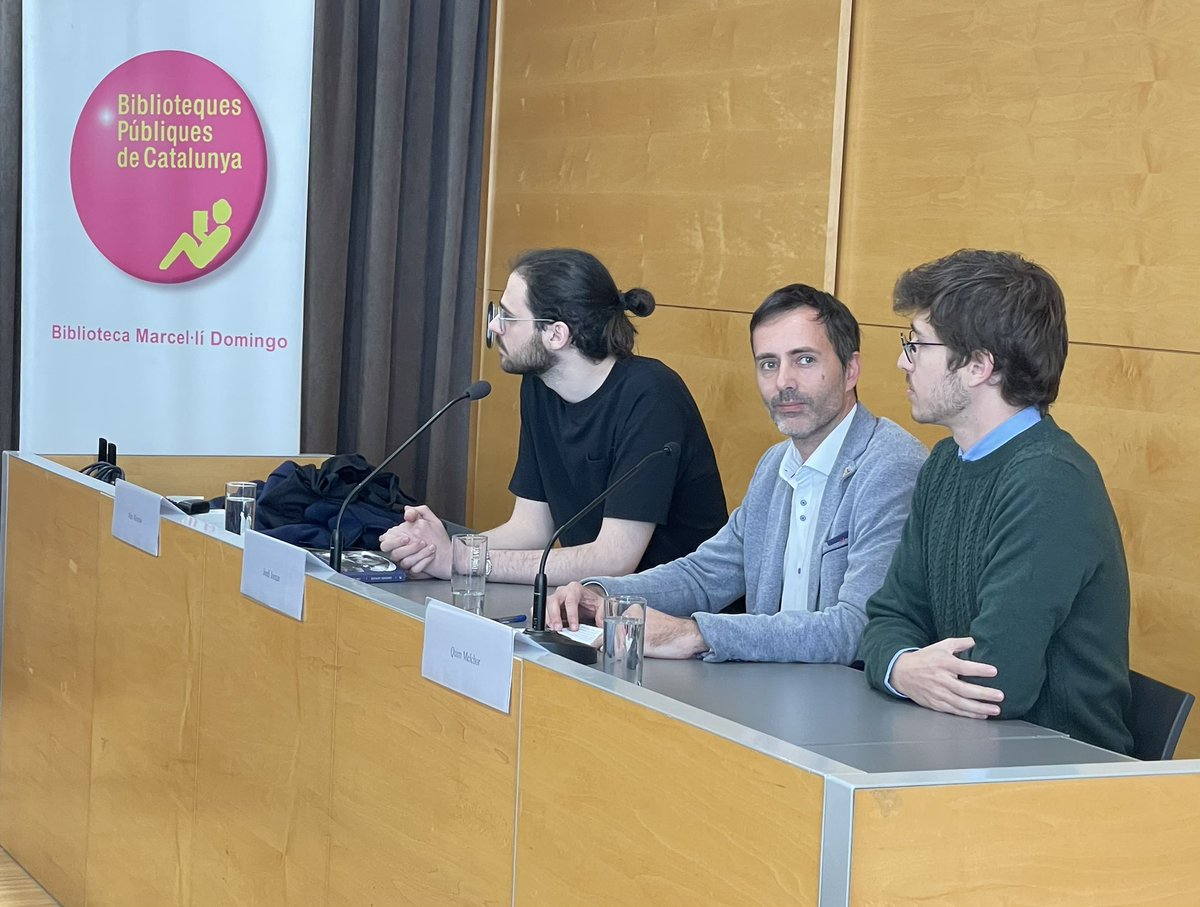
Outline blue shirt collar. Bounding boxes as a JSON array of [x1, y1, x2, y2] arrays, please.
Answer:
[[959, 406, 1041, 461]]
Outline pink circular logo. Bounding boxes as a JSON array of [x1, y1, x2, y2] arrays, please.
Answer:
[[70, 50, 267, 284]]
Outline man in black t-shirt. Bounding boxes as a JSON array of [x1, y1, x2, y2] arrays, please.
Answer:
[[380, 248, 727, 585]]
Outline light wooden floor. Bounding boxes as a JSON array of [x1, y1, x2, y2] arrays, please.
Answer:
[[0, 851, 57, 907]]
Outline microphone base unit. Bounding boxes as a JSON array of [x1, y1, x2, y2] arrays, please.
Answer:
[[523, 629, 599, 666]]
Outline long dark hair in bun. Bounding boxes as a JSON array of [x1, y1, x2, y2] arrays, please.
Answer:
[[513, 248, 655, 360]]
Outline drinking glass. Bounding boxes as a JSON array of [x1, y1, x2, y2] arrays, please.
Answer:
[[450, 534, 488, 615], [224, 481, 257, 535], [601, 594, 646, 685]]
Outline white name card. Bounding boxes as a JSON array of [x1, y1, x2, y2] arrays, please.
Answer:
[[240, 530, 307, 621], [111, 479, 163, 555], [421, 597, 515, 714]]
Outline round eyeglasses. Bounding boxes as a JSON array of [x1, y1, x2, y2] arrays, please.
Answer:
[[485, 300, 553, 348]]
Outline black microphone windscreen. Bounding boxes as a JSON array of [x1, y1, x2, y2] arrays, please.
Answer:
[[664, 441, 681, 457], [465, 380, 492, 401]]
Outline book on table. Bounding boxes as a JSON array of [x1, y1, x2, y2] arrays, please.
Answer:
[[309, 549, 407, 584]]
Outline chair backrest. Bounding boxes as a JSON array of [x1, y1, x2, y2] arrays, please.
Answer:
[[1128, 670, 1196, 760]]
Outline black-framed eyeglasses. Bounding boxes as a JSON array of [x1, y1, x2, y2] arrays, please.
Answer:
[[485, 300, 553, 348], [899, 331, 946, 364]]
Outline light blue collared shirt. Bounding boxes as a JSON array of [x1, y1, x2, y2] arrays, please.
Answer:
[[959, 405, 1042, 461], [883, 405, 1044, 696], [777, 404, 858, 613]]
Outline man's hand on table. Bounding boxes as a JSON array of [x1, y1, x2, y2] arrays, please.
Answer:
[[890, 636, 1003, 719], [642, 609, 709, 659], [379, 505, 452, 579], [546, 582, 709, 659], [545, 581, 604, 630]]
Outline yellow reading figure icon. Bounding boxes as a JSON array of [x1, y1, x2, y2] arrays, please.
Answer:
[[159, 198, 233, 271]]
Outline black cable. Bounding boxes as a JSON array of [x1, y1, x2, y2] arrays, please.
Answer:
[[79, 461, 125, 484], [80, 435, 124, 484]]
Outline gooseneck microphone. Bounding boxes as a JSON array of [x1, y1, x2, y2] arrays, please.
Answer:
[[329, 380, 491, 572], [526, 441, 680, 665]]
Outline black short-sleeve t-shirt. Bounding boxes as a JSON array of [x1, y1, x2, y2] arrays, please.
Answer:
[[508, 356, 727, 571]]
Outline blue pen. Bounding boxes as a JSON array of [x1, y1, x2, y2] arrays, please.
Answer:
[[495, 614, 528, 625]]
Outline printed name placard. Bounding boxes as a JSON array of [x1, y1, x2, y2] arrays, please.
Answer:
[[240, 529, 306, 621], [421, 598, 515, 713], [111, 478, 163, 555]]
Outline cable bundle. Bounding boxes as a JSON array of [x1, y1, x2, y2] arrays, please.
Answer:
[[80, 436, 125, 485]]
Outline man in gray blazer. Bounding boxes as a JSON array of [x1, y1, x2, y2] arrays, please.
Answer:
[[546, 284, 927, 663]]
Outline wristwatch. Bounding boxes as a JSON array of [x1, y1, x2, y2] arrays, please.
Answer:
[[485, 553, 493, 577]]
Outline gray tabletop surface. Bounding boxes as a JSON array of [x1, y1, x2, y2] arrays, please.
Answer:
[[386, 580, 1135, 773], [391, 578, 535, 621], [807, 735, 1131, 772]]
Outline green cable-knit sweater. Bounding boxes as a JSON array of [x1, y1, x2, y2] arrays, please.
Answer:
[[860, 416, 1133, 755]]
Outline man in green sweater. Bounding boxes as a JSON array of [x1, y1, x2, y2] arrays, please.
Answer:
[[859, 249, 1133, 755]]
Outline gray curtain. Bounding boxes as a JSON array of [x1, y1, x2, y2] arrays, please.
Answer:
[[0, 0, 19, 450], [303, 0, 489, 523]]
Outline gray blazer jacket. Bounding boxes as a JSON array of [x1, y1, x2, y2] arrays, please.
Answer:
[[590, 405, 927, 663]]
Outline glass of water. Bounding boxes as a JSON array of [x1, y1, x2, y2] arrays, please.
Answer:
[[224, 481, 257, 535], [450, 534, 488, 615], [602, 594, 647, 685]]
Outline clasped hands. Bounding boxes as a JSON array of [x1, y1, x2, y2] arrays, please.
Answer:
[[379, 505, 450, 579], [890, 637, 1004, 719], [547, 582, 709, 659]]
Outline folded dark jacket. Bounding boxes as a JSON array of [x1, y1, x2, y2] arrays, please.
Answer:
[[254, 454, 414, 549]]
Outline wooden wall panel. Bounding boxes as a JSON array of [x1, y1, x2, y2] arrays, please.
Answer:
[[850, 776, 1200, 904], [489, 0, 842, 297], [838, 0, 1200, 352], [189, 554, 337, 907], [515, 663, 824, 907], [84, 517, 205, 907], [0, 459, 100, 907], [326, 594, 519, 907], [46, 455, 327, 499]]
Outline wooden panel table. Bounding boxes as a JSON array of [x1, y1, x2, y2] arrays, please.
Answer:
[[0, 455, 520, 907], [3, 454, 1198, 906]]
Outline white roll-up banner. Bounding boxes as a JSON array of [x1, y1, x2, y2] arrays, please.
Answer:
[[20, 2, 315, 454]]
